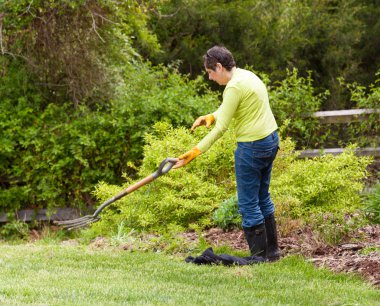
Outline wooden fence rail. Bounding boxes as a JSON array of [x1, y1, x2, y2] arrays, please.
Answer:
[[299, 147, 380, 159], [299, 108, 380, 160], [313, 108, 380, 124]]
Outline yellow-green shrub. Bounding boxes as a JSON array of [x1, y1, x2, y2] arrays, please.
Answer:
[[91, 122, 236, 235], [272, 144, 372, 216], [91, 123, 371, 235]]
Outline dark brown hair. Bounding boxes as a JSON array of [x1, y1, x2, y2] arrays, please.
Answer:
[[203, 46, 236, 71]]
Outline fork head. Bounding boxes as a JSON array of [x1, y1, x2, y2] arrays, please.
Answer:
[[54, 215, 100, 230]]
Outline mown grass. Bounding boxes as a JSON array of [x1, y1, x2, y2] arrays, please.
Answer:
[[0, 243, 379, 305]]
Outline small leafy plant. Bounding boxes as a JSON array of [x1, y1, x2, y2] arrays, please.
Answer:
[[364, 182, 380, 224], [212, 195, 241, 230], [309, 211, 367, 245], [0, 220, 29, 241]]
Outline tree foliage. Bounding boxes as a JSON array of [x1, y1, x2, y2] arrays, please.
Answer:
[[0, 0, 159, 105], [150, 0, 379, 109]]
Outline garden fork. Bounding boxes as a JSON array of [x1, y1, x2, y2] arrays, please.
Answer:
[[55, 157, 177, 230]]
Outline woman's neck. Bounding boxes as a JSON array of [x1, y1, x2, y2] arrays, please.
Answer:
[[222, 66, 237, 85]]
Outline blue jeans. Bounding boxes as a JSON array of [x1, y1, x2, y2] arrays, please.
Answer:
[[234, 131, 279, 228]]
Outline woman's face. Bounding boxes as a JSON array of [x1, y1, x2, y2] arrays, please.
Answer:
[[205, 63, 227, 85]]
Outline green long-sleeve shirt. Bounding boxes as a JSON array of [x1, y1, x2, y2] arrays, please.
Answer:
[[197, 68, 278, 152]]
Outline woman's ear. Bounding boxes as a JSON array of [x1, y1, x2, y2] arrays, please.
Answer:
[[215, 62, 223, 72]]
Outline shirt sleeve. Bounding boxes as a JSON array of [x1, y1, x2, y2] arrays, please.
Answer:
[[197, 86, 241, 152]]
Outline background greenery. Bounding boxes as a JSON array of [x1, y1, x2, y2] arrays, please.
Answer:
[[0, 0, 379, 237]]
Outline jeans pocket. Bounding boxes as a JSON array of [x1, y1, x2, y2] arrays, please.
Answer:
[[252, 149, 274, 158]]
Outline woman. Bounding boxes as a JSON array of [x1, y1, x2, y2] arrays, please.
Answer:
[[174, 45, 280, 261]]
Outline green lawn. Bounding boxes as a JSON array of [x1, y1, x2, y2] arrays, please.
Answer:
[[0, 244, 378, 305]]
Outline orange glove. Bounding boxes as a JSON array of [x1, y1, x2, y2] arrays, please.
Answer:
[[191, 114, 215, 131], [173, 147, 202, 169]]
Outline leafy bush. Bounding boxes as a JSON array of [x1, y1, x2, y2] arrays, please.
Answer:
[[212, 195, 241, 230], [0, 99, 128, 211], [0, 62, 218, 213], [0, 221, 29, 241], [90, 122, 236, 235], [268, 68, 329, 149], [267, 69, 379, 150], [90, 122, 371, 237], [339, 72, 380, 147], [110, 62, 219, 161], [271, 145, 372, 216], [364, 183, 380, 224]]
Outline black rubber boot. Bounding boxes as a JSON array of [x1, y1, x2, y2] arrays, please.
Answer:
[[243, 223, 267, 258], [264, 213, 281, 262]]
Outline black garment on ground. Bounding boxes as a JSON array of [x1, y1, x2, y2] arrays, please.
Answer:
[[185, 247, 265, 266]]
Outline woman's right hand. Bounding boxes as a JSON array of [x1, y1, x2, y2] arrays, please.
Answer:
[[173, 147, 202, 169]]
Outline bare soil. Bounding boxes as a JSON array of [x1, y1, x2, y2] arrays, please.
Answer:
[[183, 225, 380, 287]]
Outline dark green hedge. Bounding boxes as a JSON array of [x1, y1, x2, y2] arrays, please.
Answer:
[[0, 63, 218, 212]]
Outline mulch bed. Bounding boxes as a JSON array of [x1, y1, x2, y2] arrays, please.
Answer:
[[183, 225, 380, 287]]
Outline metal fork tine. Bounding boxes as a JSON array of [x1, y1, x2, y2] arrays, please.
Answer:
[[63, 223, 87, 230], [55, 219, 86, 226], [63, 218, 93, 228], [55, 218, 90, 228], [55, 215, 93, 225], [66, 217, 100, 230], [54, 215, 99, 230]]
